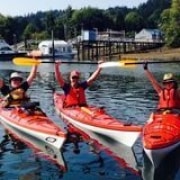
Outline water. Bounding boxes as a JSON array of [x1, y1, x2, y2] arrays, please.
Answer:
[[0, 61, 180, 179]]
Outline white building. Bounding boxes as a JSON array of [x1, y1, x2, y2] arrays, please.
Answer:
[[38, 40, 76, 59], [135, 29, 163, 43]]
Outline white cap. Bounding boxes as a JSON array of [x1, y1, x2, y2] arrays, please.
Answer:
[[163, 73, 175, 83], [10, 72, 23, 80]]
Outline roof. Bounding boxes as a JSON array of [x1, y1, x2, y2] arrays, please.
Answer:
[[38, 40, 69, 47], [140, 28, 162, 35]]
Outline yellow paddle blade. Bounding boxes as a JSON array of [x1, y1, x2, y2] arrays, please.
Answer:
[[13, 57, 42, 66], [81, 107, 93, 116], [120, 60, 137, 68]]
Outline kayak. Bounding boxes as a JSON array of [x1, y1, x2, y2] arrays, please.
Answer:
[[143, 111, 180, 168], [54, 93, 142, 147], [0, 103, 67, 153]]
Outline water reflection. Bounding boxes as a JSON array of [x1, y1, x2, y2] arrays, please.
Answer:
[[142, 147, 180, 180], [0, 128, 65, 180], [65, 124, 142, 179]]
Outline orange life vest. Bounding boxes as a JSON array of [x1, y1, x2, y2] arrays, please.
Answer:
[[64, 86, 87, 107], [158, 88, 180, 109]]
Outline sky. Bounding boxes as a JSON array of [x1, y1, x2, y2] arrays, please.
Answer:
[[0, 0, 147, 17]]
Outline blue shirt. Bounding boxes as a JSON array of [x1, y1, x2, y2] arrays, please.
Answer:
[[62, 81, 88, 95]]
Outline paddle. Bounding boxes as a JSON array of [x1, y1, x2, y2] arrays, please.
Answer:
[[13, 57, 129, 68], [13, 57, 180, 67], [12, 57, 142, 67]]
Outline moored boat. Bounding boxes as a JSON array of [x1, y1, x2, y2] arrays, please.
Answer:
[[0, 103, 67, 153], [143, 111, 180, 168], [0, 39, 26, 61], [54, 92, 142, 147]]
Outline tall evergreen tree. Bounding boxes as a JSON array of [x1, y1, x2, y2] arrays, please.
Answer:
[[161, 0, 180, 47]]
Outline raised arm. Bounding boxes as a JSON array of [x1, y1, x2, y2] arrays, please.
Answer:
[[87, 61, 102, 86], [55, 62, 65, 87], [0, 78, 5, 89], [26, 65, 38, 85], [26, 50, 42, 85], [144, 63, 162, 94]]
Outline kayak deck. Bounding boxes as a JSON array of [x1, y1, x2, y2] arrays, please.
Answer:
[[143, 112, 180, 150], [0, 107, 66, 138], [54, 93, 142, 132]]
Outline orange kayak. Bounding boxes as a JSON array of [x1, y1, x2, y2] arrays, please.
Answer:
[[0, 104, 66, 152], [143, 112, 180, 167], [54, 93, 142, 147]]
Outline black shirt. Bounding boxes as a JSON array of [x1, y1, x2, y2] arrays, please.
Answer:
[[0, 81, 29, 96]]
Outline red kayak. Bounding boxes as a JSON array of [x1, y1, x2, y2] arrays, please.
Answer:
[[0, 104, 66, 153], [54, 93, 142, 147], [143, 111, 180, 168]]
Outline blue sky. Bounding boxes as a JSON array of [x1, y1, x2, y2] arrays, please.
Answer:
[[0, 0, 147, 16]]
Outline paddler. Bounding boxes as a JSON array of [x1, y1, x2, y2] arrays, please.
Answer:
[[0, 66, 38, 107], [143, 62, 180, 112], [55, 60, 103, 107]]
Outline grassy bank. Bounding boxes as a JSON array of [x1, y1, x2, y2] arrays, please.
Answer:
[[120, 47, 180, 61]]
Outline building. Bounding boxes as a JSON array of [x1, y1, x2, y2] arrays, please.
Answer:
[[135, 28, 163, 43], [38, 40, 77, 59]]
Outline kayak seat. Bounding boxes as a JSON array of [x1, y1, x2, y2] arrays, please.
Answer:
[[123, 122, 132, 126], [21, 101, 46, 116], [22, 101, 40, 110], [150, 135, 161, 139], [156, 108, 180, 115]]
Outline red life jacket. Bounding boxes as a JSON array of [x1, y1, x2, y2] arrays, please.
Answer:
[[64, 86, 87, 107], [158, 88, 180, 109]]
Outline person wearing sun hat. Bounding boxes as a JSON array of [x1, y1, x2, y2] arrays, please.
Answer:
[[55, 60, 103, 107], [143, 63, 180, 110], [0, 50, 40, 107]]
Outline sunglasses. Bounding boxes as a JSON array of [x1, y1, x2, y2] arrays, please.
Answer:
[[11, 78, 23, 82], [163, 81, 174, 84], [72, 76, 79, 79]]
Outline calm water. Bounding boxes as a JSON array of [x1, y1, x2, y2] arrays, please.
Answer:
[[0, 60, 180, 180]]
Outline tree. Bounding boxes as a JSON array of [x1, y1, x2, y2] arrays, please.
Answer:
[[71, 7, 111, 32], [160, 0, 180, 47], [23, 23, 36, 39], [125, 11, 144, 32], [45, 11, 56, 35], [105, 7, 129, 30]]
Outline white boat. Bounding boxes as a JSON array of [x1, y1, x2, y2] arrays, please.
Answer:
[[38, 40, 77, 59], [0, 39, 26, 60], [0, 39, 15, 54]]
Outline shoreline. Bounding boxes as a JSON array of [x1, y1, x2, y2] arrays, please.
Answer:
[[120, 47, 180, 61]]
